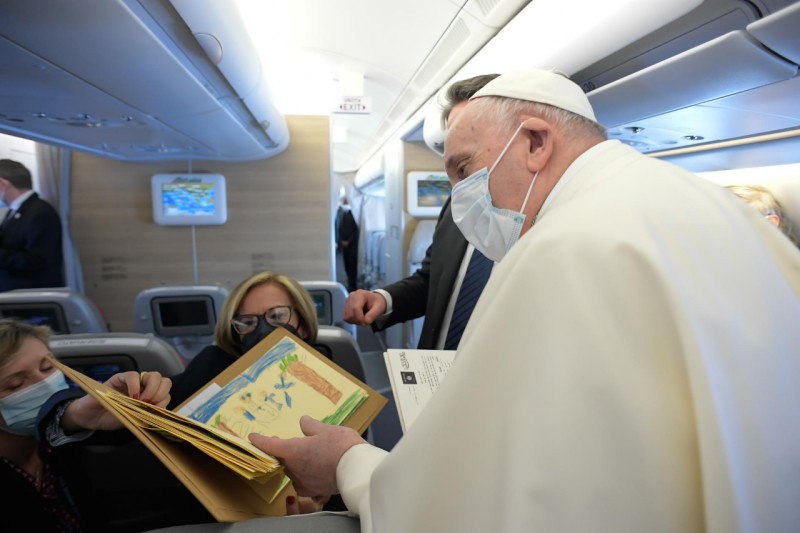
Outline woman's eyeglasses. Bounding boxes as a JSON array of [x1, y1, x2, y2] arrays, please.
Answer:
[[231, 305, 293, 335]]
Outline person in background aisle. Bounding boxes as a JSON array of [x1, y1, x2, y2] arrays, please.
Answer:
[[726, 183, 797, 244], [342, 73, 499, 350], [245, 69, 800, 533], [0, 319, 171, 532], [0, 159, 65, 292], [336, 197, 360, 292]]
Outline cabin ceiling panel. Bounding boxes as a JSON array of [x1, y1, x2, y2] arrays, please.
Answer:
[[0, 0, 286, 161], [403, 0, 800, 180], [288, 0, 463, 88], [572, 0, 760, 92], [323, 0, 528, 172]]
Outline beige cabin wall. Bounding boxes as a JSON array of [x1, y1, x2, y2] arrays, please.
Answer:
[[402, 141, 445, 264], [70, 116, 332, 331]]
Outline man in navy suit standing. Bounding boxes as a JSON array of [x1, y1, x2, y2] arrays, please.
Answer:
[[0, 159, 64, 291]]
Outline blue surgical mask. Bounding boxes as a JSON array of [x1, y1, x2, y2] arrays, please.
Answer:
[[451, 121, 538, 262], [0, 369, 69, 436]]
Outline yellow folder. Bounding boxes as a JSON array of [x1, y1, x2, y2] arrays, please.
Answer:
[[52, 327, 387, 522]]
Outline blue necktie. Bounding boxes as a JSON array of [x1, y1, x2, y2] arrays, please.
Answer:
[[444, 249, 493, 350]]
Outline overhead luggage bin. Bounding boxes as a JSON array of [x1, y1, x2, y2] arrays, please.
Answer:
[[0, 0, 288, 161], [747, 2, 800, 66]]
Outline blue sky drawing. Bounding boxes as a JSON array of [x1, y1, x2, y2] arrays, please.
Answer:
[[188, 337, 298, 423]]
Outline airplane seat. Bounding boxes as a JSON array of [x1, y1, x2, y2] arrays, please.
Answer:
[[300, 280, 356, 337], [133, 285, 229, 363], [360, 231, 376, 289], [312, 325, 365, 383], [407, 220, 436, 273], [49, 332, 210, 530], [0, 287, 108, 333], [50, 332, 186, 379], [406, 220, 436, 348], [376, 233, 387, 285], [373, 230, 386, 285], [361, 230, 385, 290]]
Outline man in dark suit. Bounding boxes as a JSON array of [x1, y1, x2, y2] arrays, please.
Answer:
[[0, 159, 65, 291], [336, 197, 359, 292], [342, 74, 498, 349]]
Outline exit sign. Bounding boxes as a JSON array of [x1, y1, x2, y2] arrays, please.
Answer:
[[335, 96, 372, 114]]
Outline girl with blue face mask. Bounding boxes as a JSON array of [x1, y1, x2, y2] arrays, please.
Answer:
[[0, 319, 172, 532]]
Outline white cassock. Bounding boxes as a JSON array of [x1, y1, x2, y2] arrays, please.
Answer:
[[337, 140, 800, 533]]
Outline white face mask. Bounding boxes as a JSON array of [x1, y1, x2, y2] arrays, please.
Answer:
[[451, 122, 539, 262], [0, 369, 69, 436]]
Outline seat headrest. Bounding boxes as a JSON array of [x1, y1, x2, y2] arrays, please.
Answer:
[[50, 332, 185, 376]]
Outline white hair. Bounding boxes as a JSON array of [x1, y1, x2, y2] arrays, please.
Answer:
[[470, 96, 607, 140]]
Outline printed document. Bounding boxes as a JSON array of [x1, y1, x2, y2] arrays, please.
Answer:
[[383, 349, 456, 433]]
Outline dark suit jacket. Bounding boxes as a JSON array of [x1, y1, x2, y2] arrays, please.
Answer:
[[372, 198, 468, 349], [0, 192, 64, 291], [337, 207, 359, 248]]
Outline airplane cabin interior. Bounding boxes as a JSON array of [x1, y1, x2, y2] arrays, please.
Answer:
[[0, 0, 799, 530]]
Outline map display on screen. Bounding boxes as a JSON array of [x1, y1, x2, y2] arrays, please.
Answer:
[[407, 171, 451, 217], [162, 182, 217, 216], [151, 173, 227, 225], [416, 179, 451, 207]]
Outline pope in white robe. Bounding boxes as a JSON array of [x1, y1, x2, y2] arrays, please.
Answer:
[[251, 70, 800, 533]]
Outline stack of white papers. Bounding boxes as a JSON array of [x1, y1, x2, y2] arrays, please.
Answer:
[[383, 349, 456, 433]]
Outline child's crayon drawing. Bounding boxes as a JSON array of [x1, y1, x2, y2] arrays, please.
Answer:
[[187, 336, 367, 439]]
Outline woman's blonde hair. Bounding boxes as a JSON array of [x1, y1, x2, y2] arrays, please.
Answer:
[[214, 271, 318, 356], [0, 320, 51, 372], [727, 184, 796, 243]]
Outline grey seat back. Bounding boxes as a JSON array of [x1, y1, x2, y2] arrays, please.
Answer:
[[300, 280, 355, 337], [133, 285, 229, 362], [50, 332, 185, 381], [0, 288, 107, 334], [313, 325, 364, 382], [49, 332, 205, 529]]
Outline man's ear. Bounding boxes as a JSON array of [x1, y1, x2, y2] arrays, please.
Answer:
[[765, 213, 781, 228], [520, 116, 553, 173]]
